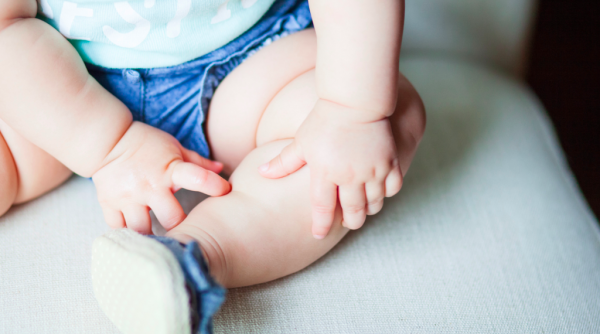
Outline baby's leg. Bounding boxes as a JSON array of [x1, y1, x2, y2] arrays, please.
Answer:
[[0, 119, 72, 216], [167, 30, 425, 288], [0, 127, 17, 216], [168, 139, 346, 287]]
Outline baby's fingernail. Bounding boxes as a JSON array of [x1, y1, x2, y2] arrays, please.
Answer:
[[258, 163, 269, 172], [313, 234, 325, 240]]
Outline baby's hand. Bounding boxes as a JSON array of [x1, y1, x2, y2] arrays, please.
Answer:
[[92, 122, 231, 234], [259, 99, 402, 239]]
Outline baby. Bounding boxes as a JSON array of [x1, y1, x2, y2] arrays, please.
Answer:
[[0, 0, 425, 333]]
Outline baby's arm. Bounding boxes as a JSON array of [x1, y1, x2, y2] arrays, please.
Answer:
[[0, 1, 230, 232], [0, 0, 131, 176], [311, 0, 403, 120], [259, 0, 405, 238]]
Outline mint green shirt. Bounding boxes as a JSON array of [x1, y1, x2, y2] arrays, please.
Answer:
[[37, 0, 276, 68]]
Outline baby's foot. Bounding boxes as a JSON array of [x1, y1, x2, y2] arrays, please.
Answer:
[[91, 229, 225, 334]]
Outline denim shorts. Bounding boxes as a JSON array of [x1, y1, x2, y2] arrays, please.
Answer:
[[87, 0, 312, 158]]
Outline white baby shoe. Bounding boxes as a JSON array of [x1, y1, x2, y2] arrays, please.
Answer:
[[92, 229, 193, 334]]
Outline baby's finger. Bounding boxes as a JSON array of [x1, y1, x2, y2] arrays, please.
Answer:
[[384, 164, 403, 198], [148, 192, 186, 231], [181, 148, 223, 174], [311, 174, 337, 239], [339, 184, 367, 230], [122, 205, 152, 235], [365, 181, 385, 215], [172, 162, 231, 196], [259, 141, 306, 179], [102, 207, 125, 229]]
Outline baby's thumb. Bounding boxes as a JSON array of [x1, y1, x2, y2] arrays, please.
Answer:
[[172, 162, 231, 196], [258, 141, 306, 179]]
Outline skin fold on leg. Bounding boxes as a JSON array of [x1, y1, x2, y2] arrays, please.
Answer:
[[0, 118, 72, 207], [167, 29, 426, 288]]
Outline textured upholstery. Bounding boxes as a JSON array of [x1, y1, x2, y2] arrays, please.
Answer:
[[213, 57, 600, 333], [2, 56, 599, 333]]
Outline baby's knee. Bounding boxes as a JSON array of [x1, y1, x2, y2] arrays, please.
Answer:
[[394, 72, 427, 145], [0, 133, 18, 216]]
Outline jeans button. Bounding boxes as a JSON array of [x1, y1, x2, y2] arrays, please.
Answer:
[[123, 69, 141, 83]]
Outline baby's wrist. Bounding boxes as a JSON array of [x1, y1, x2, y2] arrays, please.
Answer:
[[313, 98, 393, 124], [88, 121, 140, 178], [315, 74, 399, 122]]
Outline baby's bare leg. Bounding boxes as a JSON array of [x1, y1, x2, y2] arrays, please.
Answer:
[[0, 119, 72, 216], [168, 140, 347, 287], [166, 30, 425, 288], [167, 75, 424, 288], [0, 128, 17, 216]]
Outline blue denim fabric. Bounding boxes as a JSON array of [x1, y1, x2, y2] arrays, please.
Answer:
[[87, 0, 312, 158], [150, 236, 226, 334]]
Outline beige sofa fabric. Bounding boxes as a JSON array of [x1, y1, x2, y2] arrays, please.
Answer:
[[212, 57, 600, 333], [2, 56, 599, 333]]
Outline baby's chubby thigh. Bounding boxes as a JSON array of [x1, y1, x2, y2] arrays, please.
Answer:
[[205, 28, 318, 175], [0, 119, 72, 214]]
